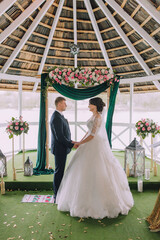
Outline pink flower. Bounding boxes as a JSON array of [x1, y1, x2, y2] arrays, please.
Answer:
[[59, 71, 62, 75], [145, 122, 149, 126], [55, 78, 58, 81], [20, 128, 24, 131], [142, 119, 146, 123], [15, 122, 19, 125], [15, 126, 19, 130], [138, 122, 141, 126], [105, 70, 108, 74], [90, 75, 93, 79], [147, 127, 151, 131], [142, 127, 145, 131], [55, 68, 59, 72], [138, 127, 140, 129], [67, 72, 70, 76]]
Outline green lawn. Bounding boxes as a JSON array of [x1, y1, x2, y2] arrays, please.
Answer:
[[4, 150, 160, 184], [0, 190, 160, 240]]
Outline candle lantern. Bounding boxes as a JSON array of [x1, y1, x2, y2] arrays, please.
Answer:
[[24, 157, 33, 176], [124, 138, 145, 177], [0, 150, 7, 177]]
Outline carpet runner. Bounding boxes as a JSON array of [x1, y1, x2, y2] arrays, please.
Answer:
[[22, 194, 54, 203]]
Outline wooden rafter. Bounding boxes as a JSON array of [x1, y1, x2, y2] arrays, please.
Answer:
[[38, 0, 65, 75], [105, 0, 160, 55], [135, 0, 160, 25], [0, 0, 46, 44], [83, 0, 112, 69], [1, 0, 55, 73], [0, 0, 17, 16]]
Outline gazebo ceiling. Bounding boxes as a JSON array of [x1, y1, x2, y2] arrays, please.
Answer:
[[0, 0, 160, 93]]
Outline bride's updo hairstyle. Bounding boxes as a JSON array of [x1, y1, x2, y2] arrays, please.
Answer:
[[89, 97, 106, 113]]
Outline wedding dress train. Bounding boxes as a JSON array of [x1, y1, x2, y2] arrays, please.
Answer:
[[56, 114, 134, 219]]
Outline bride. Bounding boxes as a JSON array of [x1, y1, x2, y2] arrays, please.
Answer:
[[56, 97, 134, 219]]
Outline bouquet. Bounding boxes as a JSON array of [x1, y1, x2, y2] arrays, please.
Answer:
[[135, 118, 160, 139], [6, 116, 29, 139]]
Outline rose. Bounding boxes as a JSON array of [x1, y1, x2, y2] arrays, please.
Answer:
[[20, 128, 24, 131], [142, 127, 145, 131], [145, 122, 149, 126], [15, 126, 19, 130], [147, 127, 151, 131], [15, 122, 19, 125]]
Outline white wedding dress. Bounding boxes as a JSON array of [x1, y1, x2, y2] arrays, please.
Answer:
[[56, 113, 134, 219]]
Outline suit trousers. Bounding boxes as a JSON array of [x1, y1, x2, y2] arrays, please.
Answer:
[[53, 152, 67, 198]]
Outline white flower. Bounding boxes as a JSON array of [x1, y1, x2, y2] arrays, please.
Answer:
[[109, 69, 113, 74], [49, 71, 53, 78]]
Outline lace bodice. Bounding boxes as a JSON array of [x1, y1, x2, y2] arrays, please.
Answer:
[[87, 115, 102, 136]]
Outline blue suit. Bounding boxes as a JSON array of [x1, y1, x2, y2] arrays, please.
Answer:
[[50, 111, 74, 199]]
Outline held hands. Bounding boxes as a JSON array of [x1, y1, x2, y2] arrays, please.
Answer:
[[72, 141, 81, 149]]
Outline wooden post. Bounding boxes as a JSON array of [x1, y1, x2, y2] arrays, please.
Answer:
[[0, 176, 5, 194], [45, 89, 49, 169], [107, 87, 110, 110], [140, 136, 143, 146], [151, 135, 153, 172], [23, 132, 25, 170], [12, 135, 16, 180]]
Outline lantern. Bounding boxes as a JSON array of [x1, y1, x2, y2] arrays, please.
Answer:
[[24, 157, 33, 176], [124, 138, 145, 177], [0, 150, 7, 177]]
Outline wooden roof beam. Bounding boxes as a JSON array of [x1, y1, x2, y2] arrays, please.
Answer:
[[0, 0, 17, 16], [0, 0, 46, 44], [38, 0, 65, 75], [95, 0, 152, 76], [135, 0, 160, 25], [1, 0, 55, 74], [105, 0, 160, 55], [83, 0, 112, 69]]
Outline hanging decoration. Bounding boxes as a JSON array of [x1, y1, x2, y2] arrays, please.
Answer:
[[46, 66, 119, 89], [70, 44, 80, 55]]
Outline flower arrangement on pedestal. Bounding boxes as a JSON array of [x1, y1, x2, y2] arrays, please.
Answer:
[[6, 116, 29, 139], [135, 118, 160, 139], [46, 66, 119, 88]]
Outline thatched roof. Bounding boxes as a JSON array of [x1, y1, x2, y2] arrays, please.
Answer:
[[0, 0, 160, 93]]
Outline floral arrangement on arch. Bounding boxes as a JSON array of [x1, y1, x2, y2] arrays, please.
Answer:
[[6, 116, 29, 139], [135, 118, 160, 139], [47, 66, 119, 88]]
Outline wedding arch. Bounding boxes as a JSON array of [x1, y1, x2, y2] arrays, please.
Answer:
[[33, 71, 120, 175]]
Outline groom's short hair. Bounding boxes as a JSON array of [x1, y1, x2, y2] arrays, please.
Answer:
[[55, 96, 66, 106]]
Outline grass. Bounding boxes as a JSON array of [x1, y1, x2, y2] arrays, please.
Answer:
[[0, 190, 160, 240], [4, 150, 160, 184]]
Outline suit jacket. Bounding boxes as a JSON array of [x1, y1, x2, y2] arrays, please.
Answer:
[[50, 111, 74, 155]]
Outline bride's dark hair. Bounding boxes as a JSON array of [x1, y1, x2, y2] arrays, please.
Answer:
[[89, 97, 106, 113]]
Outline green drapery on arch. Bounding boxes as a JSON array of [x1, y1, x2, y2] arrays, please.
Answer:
[[33, 73, 119, 175]]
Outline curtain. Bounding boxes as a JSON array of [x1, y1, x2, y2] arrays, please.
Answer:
[[33, 74, 54, 175], [33, 73, 119, 175]]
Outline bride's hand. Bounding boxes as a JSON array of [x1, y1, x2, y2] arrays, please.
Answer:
[[73, 142, 81, 148]]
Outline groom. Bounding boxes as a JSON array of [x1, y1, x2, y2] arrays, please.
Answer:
[[50, 96, 76, 203]]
